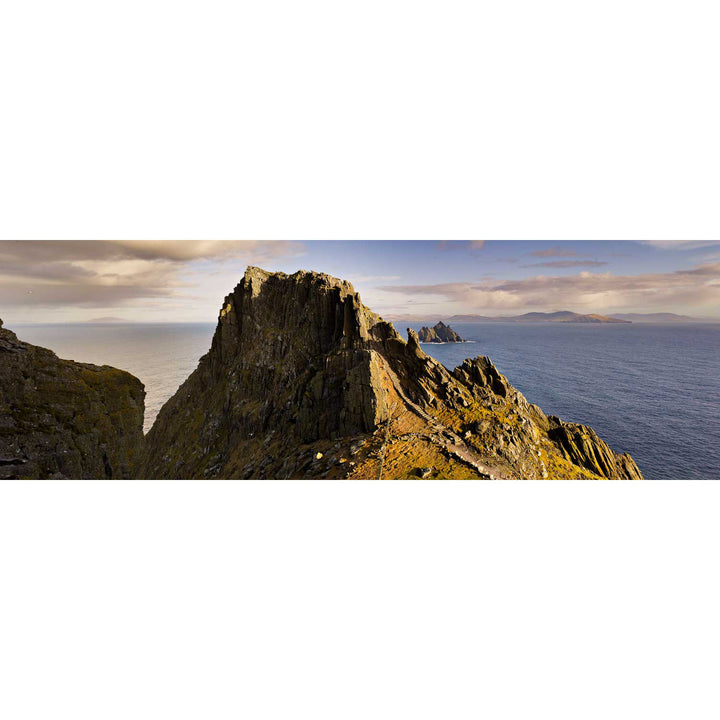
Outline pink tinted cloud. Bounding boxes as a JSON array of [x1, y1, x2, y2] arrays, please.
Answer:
[[378, 263, 720, 314]]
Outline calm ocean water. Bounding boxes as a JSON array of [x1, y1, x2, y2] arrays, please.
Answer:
[[12, 321, 720, 479]]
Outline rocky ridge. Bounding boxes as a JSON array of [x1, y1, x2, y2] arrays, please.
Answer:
[[139, 267, 642, 480], [0, 318, 145, 479], [418, 322, 465, 343]]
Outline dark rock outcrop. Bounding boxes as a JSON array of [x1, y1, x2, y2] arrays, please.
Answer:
[[140, 267, 642, 480], [0, 318, 145, 479], [418, 321, 465, 343]]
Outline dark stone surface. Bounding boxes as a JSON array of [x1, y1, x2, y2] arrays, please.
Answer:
[[0, 319, 145, 479], [418, 321, 465, 343]]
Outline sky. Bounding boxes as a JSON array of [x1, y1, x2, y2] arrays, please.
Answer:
[[1, 240, 720, 324]]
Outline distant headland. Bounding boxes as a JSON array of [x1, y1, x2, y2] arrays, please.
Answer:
[[446, 311, 630, 324], [387, 310, 715, 324]]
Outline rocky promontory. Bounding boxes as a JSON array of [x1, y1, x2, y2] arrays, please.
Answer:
[[418, 322, 465, 343], [0, 318, 145, 479], [139, 267, 642, 480], [0, 272, 643, 480]]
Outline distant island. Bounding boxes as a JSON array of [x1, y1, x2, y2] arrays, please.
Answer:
[[418, 321, 465, 343], [608, 313, 696, 323], [444, 311, 631, 324], [388, 310, 716, 324]]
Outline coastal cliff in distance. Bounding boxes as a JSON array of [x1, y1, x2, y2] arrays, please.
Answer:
[[418, 322, 465, 343], [140, 267, 642, 480], [0, 318, 145, 479], [445, 311, 631, 323]]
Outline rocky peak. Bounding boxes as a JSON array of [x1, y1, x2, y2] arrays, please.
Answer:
[[211, 266, 381, 364], [140, 267, 642, 480], [418, 321, 465, 343]]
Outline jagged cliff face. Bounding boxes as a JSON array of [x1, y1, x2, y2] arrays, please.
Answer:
[[0, 319, 145, 479], [140, 267, 642, 480], [419, 321, 464, 343]]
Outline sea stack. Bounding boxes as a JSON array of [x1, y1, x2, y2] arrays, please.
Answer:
[[140, 267, 642, 480], [418, 321, 465, 343], [0, 318, 145, 479]]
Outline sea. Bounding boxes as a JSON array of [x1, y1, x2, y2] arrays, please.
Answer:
[[12, 321, 720, 480]]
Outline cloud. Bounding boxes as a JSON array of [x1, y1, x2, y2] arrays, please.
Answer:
[[0, 241, 304, 310], [636, 241, 720, 251], [378, 262, 720, 314], [0, 240, 300, 264], [0, 283, 171, 308], [434, 241, 486, 251], [521, 260, 608, 269], [0, 260, 98, 282], [377, 282, 526, 310], [529, 246, 577, 257], [113, 240, 301, 262]]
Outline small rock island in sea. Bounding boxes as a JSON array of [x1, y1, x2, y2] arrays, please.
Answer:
[[0, 269, 643, 480], [418, 321, 465, 343]]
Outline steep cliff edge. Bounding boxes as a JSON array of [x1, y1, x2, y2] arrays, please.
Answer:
[[0, 318, 145, 479], [140, 268, 642, 479]]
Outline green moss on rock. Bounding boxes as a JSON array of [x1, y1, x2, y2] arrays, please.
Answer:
[[0, 321, 145, 479]]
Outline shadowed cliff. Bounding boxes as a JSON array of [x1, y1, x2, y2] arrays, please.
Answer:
[[0, 318, 145, 479], [140, 267, 642, 479]]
